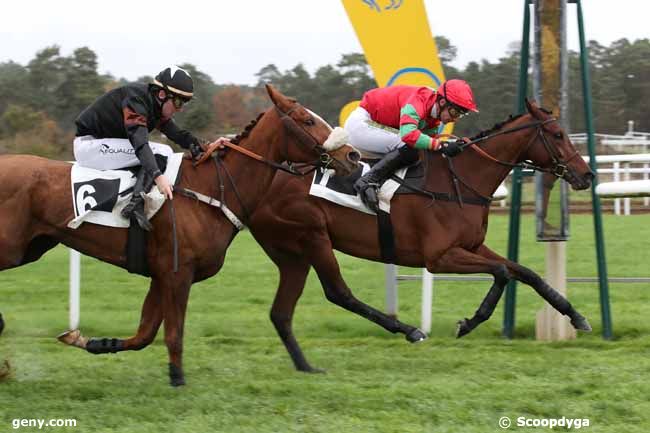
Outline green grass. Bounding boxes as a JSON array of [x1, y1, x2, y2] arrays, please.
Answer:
[[1, 214, 649, 433]]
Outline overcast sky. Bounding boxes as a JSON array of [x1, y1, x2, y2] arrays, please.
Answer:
[[2, 0, 648, 85]]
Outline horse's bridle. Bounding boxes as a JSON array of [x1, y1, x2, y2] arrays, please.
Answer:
[[462, 117, 581, 178], [208, 105, 335, 177], [177, 103, 342, 229], [275, 104, 336, 171], [438, 117, 581, 207]]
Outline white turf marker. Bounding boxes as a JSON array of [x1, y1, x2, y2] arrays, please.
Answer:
[[69, 249, 80, 330], [385, 265, 433, 335], [385, 264, 398, 318], [421, 269, 433, 334]]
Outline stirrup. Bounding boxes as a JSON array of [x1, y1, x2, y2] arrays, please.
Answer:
[[132, 210, 153, 231], [121, 196, 152, 231], [359, 185, 380, 213]]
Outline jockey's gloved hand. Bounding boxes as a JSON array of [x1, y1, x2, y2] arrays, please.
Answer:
[[189, 139, 205, 160], [439, 140, 464, 157]]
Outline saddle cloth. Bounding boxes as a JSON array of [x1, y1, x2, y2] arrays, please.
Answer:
[[309, 162, 410, 215], [67, 153, 184, 229]]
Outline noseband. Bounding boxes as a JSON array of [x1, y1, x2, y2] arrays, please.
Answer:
[[275, 105, 334, 169]]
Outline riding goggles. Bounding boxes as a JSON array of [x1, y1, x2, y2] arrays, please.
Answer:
[[447, 102, 469, 119], [169, 94, 191, 109]]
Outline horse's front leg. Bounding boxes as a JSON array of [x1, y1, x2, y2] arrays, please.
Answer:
[[429, 246, 511, 337], [305, 237, 426, 343], [159, 268, 194, 387], [477, 245, 592, 333]]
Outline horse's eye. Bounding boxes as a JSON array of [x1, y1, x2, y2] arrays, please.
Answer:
[[304, 118, 315, 126], [554, 132, 563, 139]]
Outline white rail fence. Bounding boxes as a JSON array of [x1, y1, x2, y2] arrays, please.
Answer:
[[569, 121, 650, 151], [586, 154, 650, 215]]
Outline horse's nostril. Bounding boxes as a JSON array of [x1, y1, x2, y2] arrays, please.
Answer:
[[348, 151, 361, 163]]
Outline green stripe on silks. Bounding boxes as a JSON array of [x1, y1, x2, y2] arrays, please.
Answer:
[[400, 123, 432, 149], [400, 103, 421, 122]]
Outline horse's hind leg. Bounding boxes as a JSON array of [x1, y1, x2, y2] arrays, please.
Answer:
[[59, 280, 163, 356], [267, 249, 320, 372], [305, 238, 426, 343], [478, 246, 591, 332], [446, 244, 591, 333], [62, 271, 193, 386], [431, 246, 511, 337]]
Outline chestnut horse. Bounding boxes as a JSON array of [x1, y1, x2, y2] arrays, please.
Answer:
[[249, 100, 594, 372], [0, 84, 360, 385]]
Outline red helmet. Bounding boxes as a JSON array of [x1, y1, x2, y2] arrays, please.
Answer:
[[438, 79, 479, 113]]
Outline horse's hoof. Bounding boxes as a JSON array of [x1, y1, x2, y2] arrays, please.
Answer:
[[406, 328, 427, 343], [57, 329, 88, 349], [170, 377, 186, 387], [169, 363, 185, 387], [456, 318, 473, 338], [300, 366, 326, 374], [0, 359, 10, 380], [571, 314, 592, 332]]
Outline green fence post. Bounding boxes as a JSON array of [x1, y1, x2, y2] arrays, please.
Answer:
[[576, 0, 612, 339], [503, 0, 531, 339]]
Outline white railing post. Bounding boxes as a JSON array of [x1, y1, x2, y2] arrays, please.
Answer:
[[613, 162, 621, 215], [69, 249, 80, 330], [624, 163, 631, 215], [385, 264, 398, 317], [421, 269, 433, 334], [643, 162, 650, 207]]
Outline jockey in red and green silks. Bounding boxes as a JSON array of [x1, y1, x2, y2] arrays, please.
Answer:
[[344, 79, 479, 213]]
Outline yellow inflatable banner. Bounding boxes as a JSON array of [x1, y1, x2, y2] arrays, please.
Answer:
[[340, 0, 449, 131]]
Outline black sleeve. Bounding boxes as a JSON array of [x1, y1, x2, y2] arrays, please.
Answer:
[[159, 119, 200, 149], [122, 97, 161, 178]]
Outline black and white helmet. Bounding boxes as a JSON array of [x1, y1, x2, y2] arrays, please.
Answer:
[[153, 66, 193, 99]]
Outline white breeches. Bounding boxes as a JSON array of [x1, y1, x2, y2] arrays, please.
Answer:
[[73, 136, 173, 170], [343, 107, 407, 157]]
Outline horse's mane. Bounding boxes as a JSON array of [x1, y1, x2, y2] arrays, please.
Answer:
[[470, 107, 554, 141], [470, 114, 525, 141], [230, 112, 265, 145]]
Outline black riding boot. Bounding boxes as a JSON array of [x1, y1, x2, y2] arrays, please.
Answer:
[[121, 167, 155, 231], [354, 146, 419, 212]]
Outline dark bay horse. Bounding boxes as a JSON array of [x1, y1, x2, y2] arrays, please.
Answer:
[[0, 84, 360, 385], [248, 99, 595, 372]]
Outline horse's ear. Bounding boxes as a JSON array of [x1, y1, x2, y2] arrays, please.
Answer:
[[525, 98, 541, 117], [525, 98, 534, 113], [265, 84, 290, 109]]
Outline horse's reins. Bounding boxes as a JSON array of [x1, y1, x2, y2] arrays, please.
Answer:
[[443, 117, 579, 207], [170, 104, 341, 267], [461, 117, 580, 177], [200, 104, 339, 221], [392, 117, 580, 208]]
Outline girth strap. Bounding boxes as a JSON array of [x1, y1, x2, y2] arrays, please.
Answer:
[[175, 187, 245, 231]]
